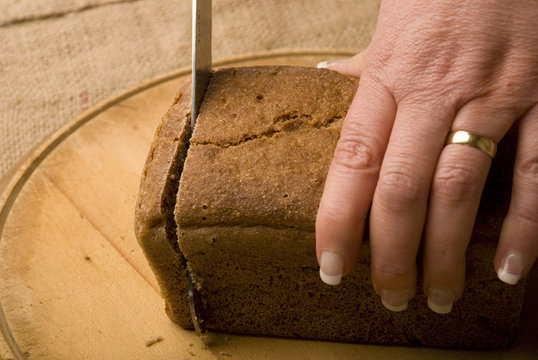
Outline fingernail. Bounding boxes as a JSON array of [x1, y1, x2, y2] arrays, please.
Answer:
[[427, 287, 455, 314], [319, 250, 344, 285], [317, 59, 346, 69], [497, 251, 524, 285], [380, 289, 408, 312]]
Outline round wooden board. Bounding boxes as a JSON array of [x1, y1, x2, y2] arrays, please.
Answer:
[[1, 51, 537, 360]]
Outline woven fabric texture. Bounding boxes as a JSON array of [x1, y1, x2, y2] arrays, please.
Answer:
[[0, 0, 379, 179]]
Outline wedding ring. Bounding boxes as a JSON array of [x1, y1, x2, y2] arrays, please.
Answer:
[[445, 130, 497, 159]]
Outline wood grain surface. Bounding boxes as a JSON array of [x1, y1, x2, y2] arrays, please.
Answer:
[[1, 51, 537, 360]]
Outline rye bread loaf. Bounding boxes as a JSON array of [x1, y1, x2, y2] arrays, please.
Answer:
[[135, 65, 526, 348]]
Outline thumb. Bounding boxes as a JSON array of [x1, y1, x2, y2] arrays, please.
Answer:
[[317, 47, 370, 77]]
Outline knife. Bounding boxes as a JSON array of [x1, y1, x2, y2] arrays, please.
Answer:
[[191, 0, 212, 134]]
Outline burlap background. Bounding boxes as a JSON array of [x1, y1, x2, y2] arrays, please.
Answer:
[[0, 0, 379, 180]]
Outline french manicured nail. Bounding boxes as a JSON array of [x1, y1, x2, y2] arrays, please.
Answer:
[[317, 59, 346, 69], [380, 289, 408, 312], [497, 251, 524, 285], [319, 250, 344, 285], [427, 287, 455, 314]]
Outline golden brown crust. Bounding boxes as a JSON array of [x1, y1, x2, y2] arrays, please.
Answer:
[[177, 66, 358, 230]]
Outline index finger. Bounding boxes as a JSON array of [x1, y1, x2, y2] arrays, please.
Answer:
[[316, 75, 396, 284]]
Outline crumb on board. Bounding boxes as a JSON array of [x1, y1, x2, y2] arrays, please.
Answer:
[[84, 255, 91, 261], [145, 336, 164, 347], [200, 332, 216, 346], [220, 351, 232, 357]]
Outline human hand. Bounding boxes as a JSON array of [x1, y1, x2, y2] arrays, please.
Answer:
[[316, 0, 538, 314]]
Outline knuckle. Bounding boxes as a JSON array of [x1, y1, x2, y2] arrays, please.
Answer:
[[333, 130, 381, 172], [511, 156, 538, 225], [516, 155, 538, 185], [318, 198, 355, 225], [512, 206, 538, 227], [433, 162, 482, 202], [377, 160, 427, 207], [373, 258, 413, 282]]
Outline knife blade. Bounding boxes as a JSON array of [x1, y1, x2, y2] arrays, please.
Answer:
[[191, 0, 212, 134]]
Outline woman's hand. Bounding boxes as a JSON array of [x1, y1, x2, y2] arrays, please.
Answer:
[[316, 0, 538, 314]]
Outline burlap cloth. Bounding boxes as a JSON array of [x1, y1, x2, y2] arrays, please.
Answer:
[[1, 1, 378, 355], [0, 0, 379, 179]]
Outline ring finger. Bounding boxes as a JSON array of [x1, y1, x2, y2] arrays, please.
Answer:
[[423, 102, 514, 314]]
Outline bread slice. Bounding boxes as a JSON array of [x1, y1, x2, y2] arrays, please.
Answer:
[[136, 65, 526, 348], [134, 80, 193, 328]]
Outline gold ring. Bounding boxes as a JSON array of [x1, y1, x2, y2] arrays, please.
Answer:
[[445, 130, 497, 159]]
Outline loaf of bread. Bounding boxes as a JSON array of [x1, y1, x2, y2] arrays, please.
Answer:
[[135, 66, 526, 348]]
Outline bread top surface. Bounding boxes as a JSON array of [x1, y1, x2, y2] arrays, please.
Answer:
[[175, 66, 359, 231], [189, 66, 358, 146]]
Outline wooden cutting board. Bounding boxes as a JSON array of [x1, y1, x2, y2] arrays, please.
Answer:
[[1, 51, 537, 360]]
